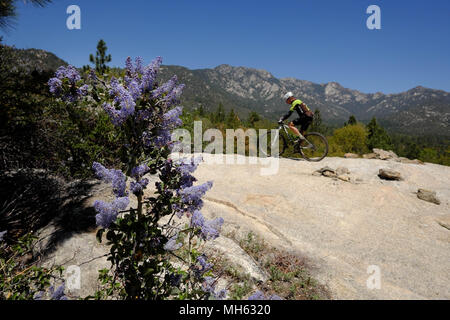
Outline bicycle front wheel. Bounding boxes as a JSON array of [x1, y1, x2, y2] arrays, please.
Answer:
[[258, 130, 287, 157], [299, 132, 329, 162]]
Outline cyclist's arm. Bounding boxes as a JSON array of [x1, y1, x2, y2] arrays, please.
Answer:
[[279, 110, 293, 122]]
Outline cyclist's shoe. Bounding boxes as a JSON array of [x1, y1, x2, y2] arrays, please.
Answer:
[[294, 138, 305, 152]]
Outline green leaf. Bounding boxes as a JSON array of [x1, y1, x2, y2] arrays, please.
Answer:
[[96, 229, 105, 243]]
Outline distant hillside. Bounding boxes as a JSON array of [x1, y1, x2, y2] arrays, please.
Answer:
[[1, 45, 67, 73], [158, 64, 450, 137], [7, 45, 449, 137]]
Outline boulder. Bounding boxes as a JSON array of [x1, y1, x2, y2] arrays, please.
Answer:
[[323, 171, 337, 178], [417, 189, 440, 205], [398, 157, 424, 165], [315, 167, 337, 178], [336, 167, 350, 175], [337, 174, 351, 182], [344, 153, 359, 159], [378, 169, 402, 181], [373, 149, 398, 161], [436, 215, 450, 230], [363, 153, 377, 159]]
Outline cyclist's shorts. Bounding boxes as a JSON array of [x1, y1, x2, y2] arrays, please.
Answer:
[[292, 116, 312, 132]]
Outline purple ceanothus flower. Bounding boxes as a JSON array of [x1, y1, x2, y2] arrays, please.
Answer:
[[136, 109, 153, 122], [33, 291, 44, 300], [248, 290, 283, 300], [190, 210, 224, 241], [179, 181, 213, 213], [163, 106, 183, 128], [130, 178, 149, 196], [134, 56, 145, 75], [94, 197, 129, 228], [103, 103, 134, 127], [153, 129, 172, 148], [131, 164, 149, 179], [164, 236, 182, 251], [140, 56, 162, 92], [92, 162, 127, 197], [48, 78, 62, 95], [201, 217, 224, 241], [178, 156, 203, 173], [152, 75, 178, 99], [197, 254, 213, 274], [49, 284, 68, 300], [202, 276, 216, 294], [55, 65, 81, 84], [77, 84, 89, 96], [125, 57, 134, 76], [163, 84, 185, 107], [168, 273, 182, 287], [202, 276, 227, 300], [48, 65, 85, 102], [127, 78, 141, 101], [109, 77, 136, 111]]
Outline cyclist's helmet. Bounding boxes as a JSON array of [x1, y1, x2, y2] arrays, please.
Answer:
[[283, 92, 294, 101]]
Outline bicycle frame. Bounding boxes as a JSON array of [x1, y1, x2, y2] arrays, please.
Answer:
[[279, 124, 314, 149]]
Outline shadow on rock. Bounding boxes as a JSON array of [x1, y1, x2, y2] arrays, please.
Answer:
[[0, 170, 98, 257]]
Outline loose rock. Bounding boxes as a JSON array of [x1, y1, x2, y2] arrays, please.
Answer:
[[315, 167, 337, 178], [417, 189, 440, 205], [344, 153, 359, 159], [336, 167, 350, 175], [338, 174, 351, 182], [373, 149, 398, 161], [378, 169, 402, 181], [398, 157, 424, 165], [436, 215, 450, 230], [363, 153, 377, 159]]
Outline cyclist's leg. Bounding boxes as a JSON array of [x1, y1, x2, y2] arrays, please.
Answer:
[[289, 119, 302, 137], [299, 117, 313, 136]]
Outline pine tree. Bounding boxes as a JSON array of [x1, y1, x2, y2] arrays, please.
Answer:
[[89, 39, 112, 75], [214, 103, 225, 123], [310, 109, 325, 133], [366, 117, 393, 151], [197, 105, 205, 117], [1, 0, 52, 30], [226, 109, 240, 129], [345, 115, 357, 126], [247, 111, 260, 127]]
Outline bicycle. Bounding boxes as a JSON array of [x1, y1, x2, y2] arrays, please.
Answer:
[[258, 124, 329, 162]]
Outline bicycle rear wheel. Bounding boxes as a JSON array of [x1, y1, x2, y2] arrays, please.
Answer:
[[299, 132, 328, 162], [258, 130, 287, 157]]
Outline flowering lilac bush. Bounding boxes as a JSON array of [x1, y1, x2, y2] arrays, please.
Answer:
[[48, 57, 225, 300]]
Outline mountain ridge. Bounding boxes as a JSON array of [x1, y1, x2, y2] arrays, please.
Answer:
[[5, 45, 448, 137], [158, 63, 450, 136]]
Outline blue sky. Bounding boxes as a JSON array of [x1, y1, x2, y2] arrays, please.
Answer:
[[2, 0, 450, 94]]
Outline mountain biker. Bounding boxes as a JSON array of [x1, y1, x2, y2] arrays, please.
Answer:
[[278, 92, 314, 140]]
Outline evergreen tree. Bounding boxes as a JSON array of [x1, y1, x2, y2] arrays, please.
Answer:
[[405, 141, 421, 159], [345, 115, 357, 126], [1, 0, 52, 30], [247, 111, 260, 127], [88, 39, 112, 75], [214, 103, 225, 123], [366, 117, 393, 151], [226, 109, 240, 129], [197, 105, 205, 117], [310, 109, 325, 133]]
